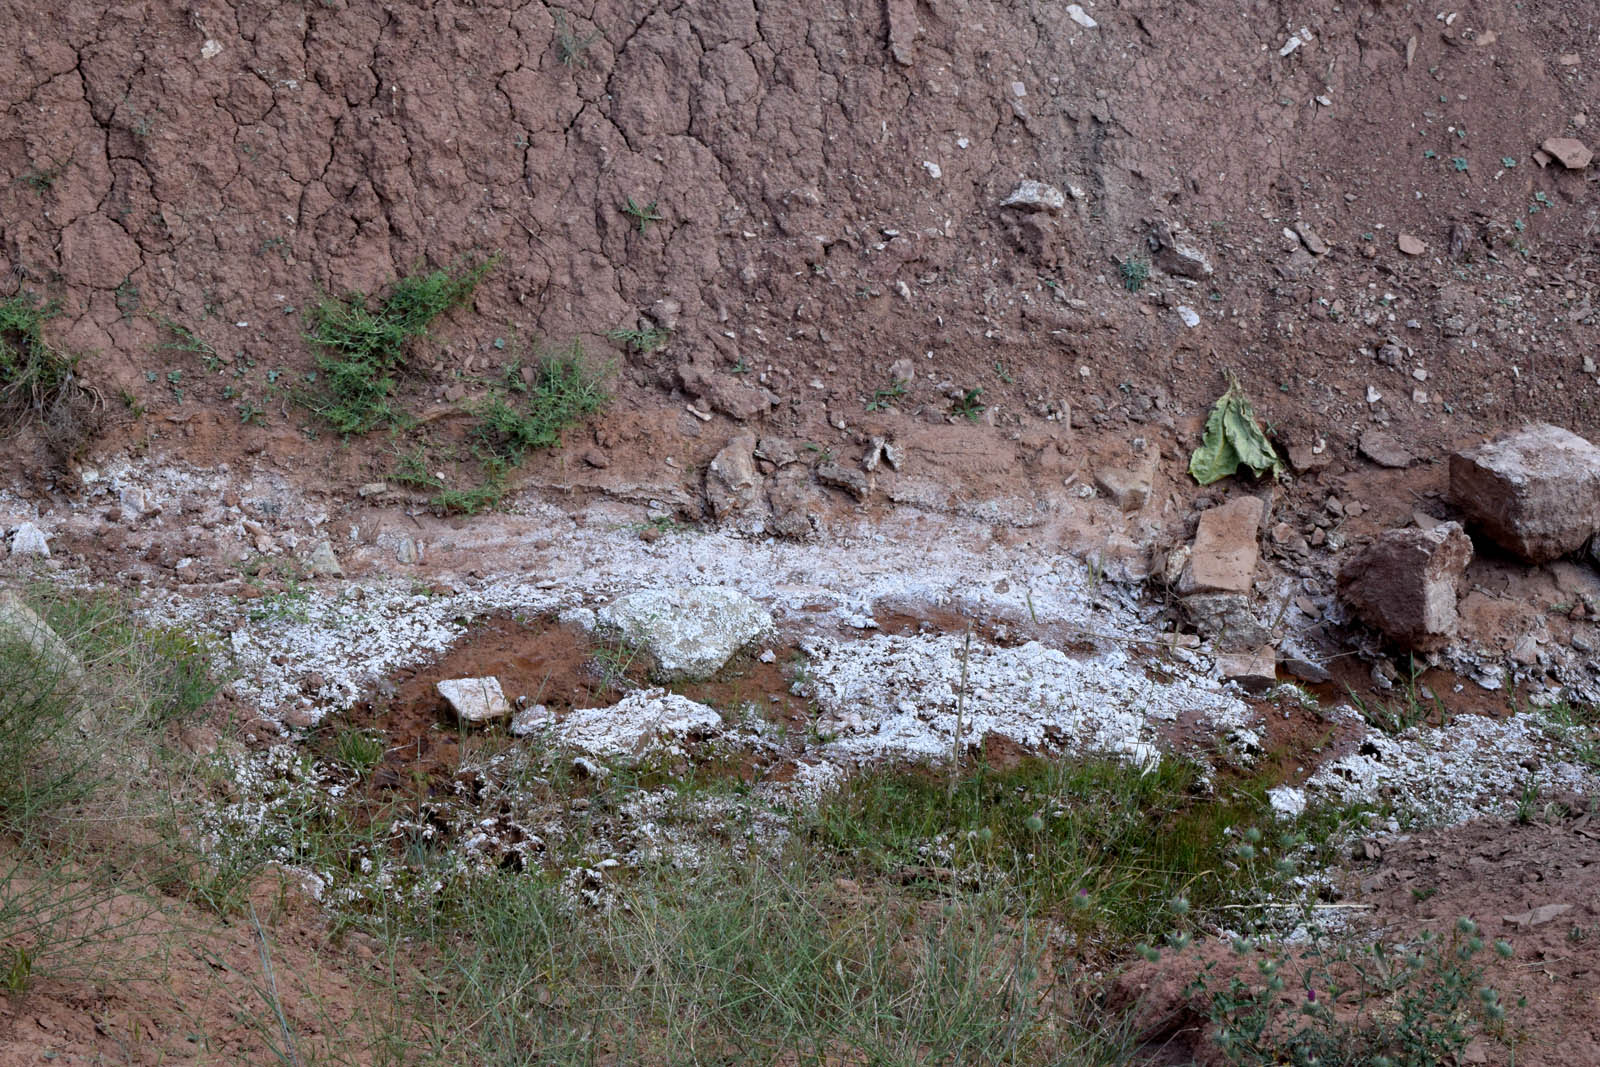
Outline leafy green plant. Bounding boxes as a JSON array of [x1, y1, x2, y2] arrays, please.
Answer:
[[389, 445, 445, 490], [430, 481, 505, 516], [1189, 373, 1284, 485], [304, 257, 495, 433], [951, 387, 985, 422], [471, 343, 610, 467], [1120, 257, 1150, 291], [620, 196, 664, 234], [865, 379, 907, 412], [1193, 918, 1516, 1066], [607, 325, 670, 354]]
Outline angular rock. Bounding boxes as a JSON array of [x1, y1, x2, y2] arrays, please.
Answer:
[[1150, 221, 1213, 279], [1358, 429, 1417, 469], [705, 433, 764, 524], [1217, 645, 1278, 691], [395, 536, 420, 565], [754, 436, 799, 468], [1182, 593, 1272, 650], [1337, 522, 1473, 651], [596, 586, 774, 681], [436, 677, 511, 724], [1281, 655, 1331, 685], [305, 541, 344, 578], [557, 688, 724, 758], [1449, 423, 1600, 562], [1293, 221, 1330, 255], [1286, 441, 1331, 473], [1180, 496, 1264, 595], [1542, 137, 1593, 170], [885, 0, 917, 65], [10, 523, 49, 558], [817, 461, 869, 501], [1397, 234, 1425, 256], [767, 467, 822, 540], [1094, 452, 1158, 513], [1000, 181, 1067, 215]]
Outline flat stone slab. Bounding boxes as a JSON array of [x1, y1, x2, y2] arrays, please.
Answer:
[[436, 676, 510, 724], [596, 586, 774, 681], [1338, 522, 1472, 651], [1216, 645, 1277, 691], [1449, 423, 1600, 563], [1182, 496, 1264, 595]]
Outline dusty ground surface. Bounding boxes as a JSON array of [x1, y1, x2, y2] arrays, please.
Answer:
[[2, 0, 1600, 1061]]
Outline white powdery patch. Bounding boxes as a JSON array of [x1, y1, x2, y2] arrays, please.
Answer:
[[153, 584, 562, 724], [800, 632, 1253, 764], [557, 689, 725, 758], [1305, 709, 1600, 824]]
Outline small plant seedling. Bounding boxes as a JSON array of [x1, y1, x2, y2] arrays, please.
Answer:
[[994, 360, 1014, 384], [864, 379, 907, 412], [18, 159, 64, 193], [620, 197, 664, 234], [1120, 258, 1150, 292], [607, 326, 670, 354], [554, 13, 602, 67], [950, 387, 985, 422], [1452, 156, 1470, 172]]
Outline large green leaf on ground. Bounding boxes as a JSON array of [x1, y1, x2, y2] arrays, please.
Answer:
[[1188, 378, 1283, 485]]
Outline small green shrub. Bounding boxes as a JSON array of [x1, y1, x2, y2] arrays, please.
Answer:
[[0, 294, 77, 415], [471, 343, 610, 466], [1193, 918, 1516, 1066], [305, 258, 494, 433], [950, 387, 985, 422], [607, 325, 670, 354], [1120, 257, 1150, 291]]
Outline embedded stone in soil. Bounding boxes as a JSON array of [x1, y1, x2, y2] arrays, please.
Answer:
[[348, 614, 812, 791]]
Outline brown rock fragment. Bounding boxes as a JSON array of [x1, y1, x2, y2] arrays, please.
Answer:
[[1180, 496, 1265, 595], [1337, 522, 1473, 651], [1449, 423, 1600, 562], [1542, 136, 1593, 170]]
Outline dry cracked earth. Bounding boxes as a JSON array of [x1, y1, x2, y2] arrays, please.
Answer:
[[3, 0, 1600, 1062]]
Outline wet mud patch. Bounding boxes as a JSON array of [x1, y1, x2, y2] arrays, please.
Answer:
[[337, 613, 813, 796]]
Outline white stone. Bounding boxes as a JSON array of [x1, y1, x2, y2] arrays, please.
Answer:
[[1177, 305, 1200, 328], [557, 689, 723, 758], [10, 523, 49, 558], [1267, 786, 1307, 819], [436, 677, 511, 724], [596, 586, 774, 681], [1066, 4, 1097, 28], [1000, 180, 1067, 214], [922, 161, 942, 179]]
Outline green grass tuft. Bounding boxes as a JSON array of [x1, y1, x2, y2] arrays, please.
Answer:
[[0, 294, 77, 415], [305, 258, 495, 433], [471, 342, 610, 467]]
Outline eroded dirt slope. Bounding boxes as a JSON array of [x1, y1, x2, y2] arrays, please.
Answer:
[[2, 0, 1597, 494]]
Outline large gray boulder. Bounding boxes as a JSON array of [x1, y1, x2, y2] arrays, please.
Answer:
[[596, 586, 773, 681], [1449, 424, 1600, 563], [1338, 522, 1472, 651]]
